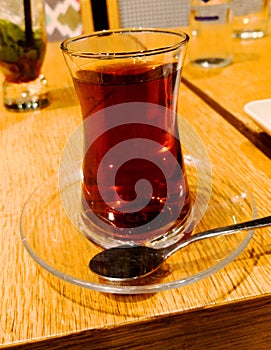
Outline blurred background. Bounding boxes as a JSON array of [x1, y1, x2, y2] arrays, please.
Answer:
[[45, 0, 271, 41]]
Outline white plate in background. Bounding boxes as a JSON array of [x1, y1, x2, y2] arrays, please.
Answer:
[[244, 98, 271, 136]]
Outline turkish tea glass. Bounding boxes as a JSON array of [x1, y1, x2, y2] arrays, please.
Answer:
[[61, 29, 193, 249], [0, 0, 49, 111]]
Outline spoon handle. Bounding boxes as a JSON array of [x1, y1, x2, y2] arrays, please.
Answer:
[[164, 215, 271, 258]]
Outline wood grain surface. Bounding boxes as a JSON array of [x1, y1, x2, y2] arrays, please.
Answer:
[[182, 21, 271, 158], [0, 42, 271, 349]]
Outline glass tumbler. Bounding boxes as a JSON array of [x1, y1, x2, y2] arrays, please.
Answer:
[[232, 0, 270, 39], [0, 0, 49, 111], [189, 0, 233, 68]]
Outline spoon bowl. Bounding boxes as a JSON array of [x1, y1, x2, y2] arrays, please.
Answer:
[[89, 216, 271, 280]]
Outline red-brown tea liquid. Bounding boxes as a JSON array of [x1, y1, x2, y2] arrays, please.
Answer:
[[73, 61, 191, 241]]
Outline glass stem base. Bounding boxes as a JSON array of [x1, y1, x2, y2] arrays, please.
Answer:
[[3, 74, 49, 111], [190, 57, 232, 69], [233, 29, 266, 39]]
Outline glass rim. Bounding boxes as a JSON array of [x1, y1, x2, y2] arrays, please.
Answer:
[[60, 28, 189, 59]]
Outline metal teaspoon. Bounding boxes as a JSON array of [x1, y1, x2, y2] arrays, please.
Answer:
[[89, 216, 271, 280]]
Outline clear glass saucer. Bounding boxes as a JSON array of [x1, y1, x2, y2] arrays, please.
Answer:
[[20, 159, 256, 294]]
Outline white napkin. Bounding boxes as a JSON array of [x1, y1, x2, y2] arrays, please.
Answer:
[[244, 99, 271, 136]]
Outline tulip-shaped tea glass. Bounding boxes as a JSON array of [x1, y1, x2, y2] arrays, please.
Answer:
[[61, 29, 196, 249], [0, 0, 49, 111]]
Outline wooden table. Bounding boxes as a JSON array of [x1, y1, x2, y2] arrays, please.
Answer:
[[1, 42, 271, 349], [182, 21, 271, 158]]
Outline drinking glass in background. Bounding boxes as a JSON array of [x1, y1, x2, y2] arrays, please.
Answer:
[[189, 0, 233, 68], [61, 29, 193, 249], [232, 0, 270, 39], [0, 0, 49, 111]]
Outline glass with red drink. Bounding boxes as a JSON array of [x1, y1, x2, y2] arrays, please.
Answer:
[[61, 29, 192, 249]]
